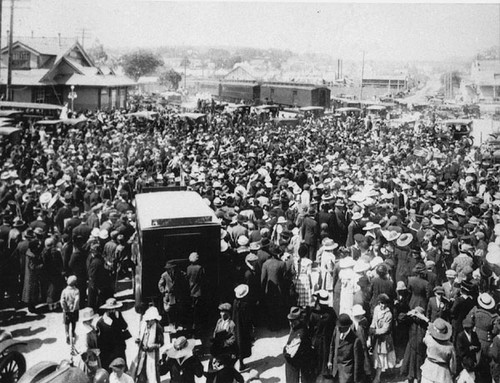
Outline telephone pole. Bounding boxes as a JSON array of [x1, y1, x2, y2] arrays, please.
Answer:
[[359, 51, 365, 101], [6, 0, 14, 101]]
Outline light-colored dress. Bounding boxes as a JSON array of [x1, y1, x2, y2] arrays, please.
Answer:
[[320, 250, 336, 301], [370, 305, 396, 371], [338, 268, 356, 316], [420, 333, 456, 383], [294, 257, 313, 307]]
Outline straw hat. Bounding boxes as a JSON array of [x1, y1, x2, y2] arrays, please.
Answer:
[[109, 357, 126, 369], [381, 230, 401, 242], [81, 307, 98, 323], [287, 306, 302, 320], [363, 222, 381, 231], [234, 284, 249, 299], [478, 293, 495, 310], [323, 239, 338, 251], [429, 318, 452, 341], [166, 336, 197, 359], [100, 297, 123, 310], [396, 233, 413, 247], [396, 281, 407, 291], [313, 290, 329, 302]]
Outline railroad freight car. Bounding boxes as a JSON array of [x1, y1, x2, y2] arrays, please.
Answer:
[[219, 81, 260, 104], [260, 83, 330, 108]]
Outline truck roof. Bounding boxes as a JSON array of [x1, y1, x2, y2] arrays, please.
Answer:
[[135, 191, 219, 230]]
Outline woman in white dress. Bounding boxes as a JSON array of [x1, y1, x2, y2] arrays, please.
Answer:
[[338, 257, 356, 316], [318, 238, 338, 307]]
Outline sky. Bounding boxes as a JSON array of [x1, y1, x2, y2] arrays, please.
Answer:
[[5, 0, 500, 62]]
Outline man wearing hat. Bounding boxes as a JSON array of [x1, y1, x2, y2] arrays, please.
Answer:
[[283, 306, 315, 383], [309, 290, 337, 381], [301, 207, 319, 261], [134, 306, 164, 383], [455, 316, 481, 378], [427, 286, 450, 322], [328, 313, 365, 383], [450, 282, 476, 345], [442, 270, 459, 301]]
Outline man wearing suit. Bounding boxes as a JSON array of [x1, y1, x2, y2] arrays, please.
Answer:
[[328, 314, 365, 383], [301, 207, 319, 261], [426, 285, 450, 322], [261, 247, 286, 330], [455, 316, 481, 374], [450, 282, 476, 343], [332, 200, 348, 246]]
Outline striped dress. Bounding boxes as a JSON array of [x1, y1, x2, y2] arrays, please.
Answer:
[[294, 257, 313, 307]]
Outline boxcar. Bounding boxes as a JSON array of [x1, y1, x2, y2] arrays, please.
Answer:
[[219, 81, 260, 104], [134, 191, 220, 313], [260, 83, 330, 108]]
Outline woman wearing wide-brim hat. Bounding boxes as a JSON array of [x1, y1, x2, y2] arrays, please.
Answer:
[[420, 318, 456, 383], [96, 297, 130, 370], [160, 336, 203, 383]]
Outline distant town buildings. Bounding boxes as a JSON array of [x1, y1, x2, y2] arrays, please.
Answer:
[[469, 59, 500, 102], [0, 37, 134, 110]]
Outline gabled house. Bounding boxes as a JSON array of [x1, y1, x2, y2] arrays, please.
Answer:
[[0, 39, 135, 110]]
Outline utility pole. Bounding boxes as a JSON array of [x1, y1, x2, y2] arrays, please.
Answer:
[[81, 28, 85, 48], [6, 0, 14, 101], [0, 0, 3, 87], [359, 51, 365, 101]]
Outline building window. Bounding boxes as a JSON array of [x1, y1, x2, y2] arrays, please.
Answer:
[[35, 87, 45, 103], [12, 50, 30, 69]]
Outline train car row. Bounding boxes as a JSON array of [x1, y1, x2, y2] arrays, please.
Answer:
[[193, 80, 331, 108]]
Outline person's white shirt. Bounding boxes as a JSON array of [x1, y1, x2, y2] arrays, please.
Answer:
[[109, 371, 134, 383]]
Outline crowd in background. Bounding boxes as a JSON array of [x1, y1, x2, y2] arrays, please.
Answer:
[[1, 98, 500, 383]]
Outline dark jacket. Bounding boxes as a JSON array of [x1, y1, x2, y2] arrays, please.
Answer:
[[328, 328, 364, 383], [162, 355, 203, 383]]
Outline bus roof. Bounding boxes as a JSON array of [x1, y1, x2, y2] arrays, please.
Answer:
[[135, 191, 219, 230], [0, 101, 63, 110]]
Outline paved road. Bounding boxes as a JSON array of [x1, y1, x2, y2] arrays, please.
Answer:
[[0, 280, 290, 382]]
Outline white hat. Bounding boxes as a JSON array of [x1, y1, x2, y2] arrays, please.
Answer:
[[143, 306, 162, 321], [352, 304, 366, 317], [339, 257, 355, 269], [478, 293, 495, 310], [98, 229, 109, 240], [237, 235, 249, 246], [234, 284, 249, 299]]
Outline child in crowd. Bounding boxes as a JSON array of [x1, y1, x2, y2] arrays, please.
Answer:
[[60, 275, 80, 345]]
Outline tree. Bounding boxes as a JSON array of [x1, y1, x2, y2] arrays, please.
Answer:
[[159, 69, 182, 90], [87, 39, 109, 66], [120, 50, 164, 81]]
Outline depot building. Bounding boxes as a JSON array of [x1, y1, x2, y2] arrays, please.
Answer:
[[0, 38, 135, 111]]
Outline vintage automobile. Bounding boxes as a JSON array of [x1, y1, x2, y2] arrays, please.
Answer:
[[0, 329, 26, 383], [18, 360, 108, 383], [133, 190, 220, 314]]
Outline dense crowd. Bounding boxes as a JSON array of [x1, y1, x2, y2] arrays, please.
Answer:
[[1, 99, 500, 383]]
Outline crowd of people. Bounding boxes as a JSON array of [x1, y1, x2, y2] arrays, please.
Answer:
[[1, 96, 500, 383]]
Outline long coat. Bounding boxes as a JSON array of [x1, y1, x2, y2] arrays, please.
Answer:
[[96, 312, 129, 369], [22, 249, 43, 304], [135, 320, 164, 383], [308, 305, 336, 378], [407, 275, 430, 311], [233, 297, 252, 359], [328, 328, 364, 383], [261, 257, 286, 329], [400, 313, 428, 381]]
